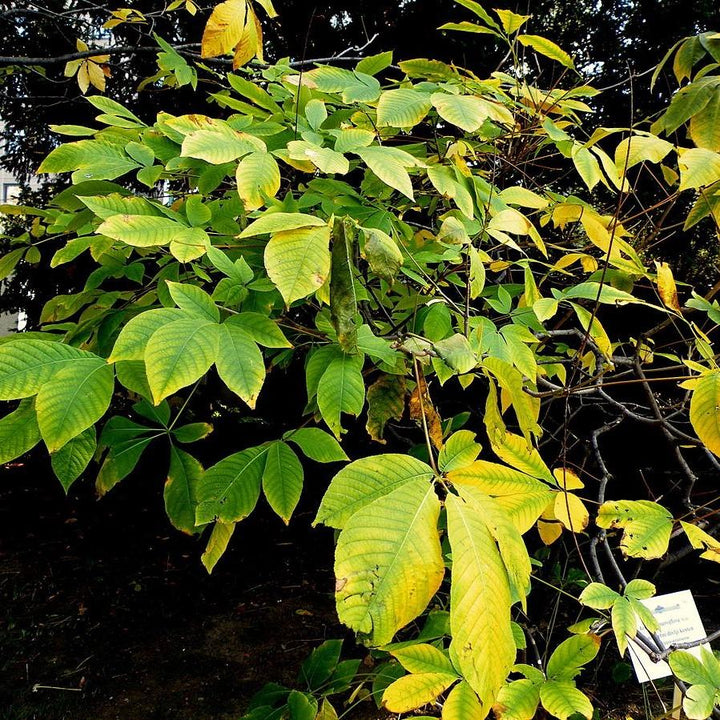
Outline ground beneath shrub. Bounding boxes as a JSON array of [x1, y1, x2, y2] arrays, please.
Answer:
[[0, 459, 384, 720], [2, 457, 718, 720]]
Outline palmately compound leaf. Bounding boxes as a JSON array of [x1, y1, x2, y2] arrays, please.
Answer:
[[442, 680, 485, 720], [164, 446, 203, 534], [546, 635, 601, 682], [144, 319, 220, 405], [493, 679, 542, 720], [0, 339, 95, 400], [50, 426, 96, 493], [0, 399, 41, 465], [448, 460, 554, 534], [382, 672, 458, 713], [334, 478, 444, 645], [316, 353, 365, 439], [690, 371, 720, 458], [264, 225, 331, 306], [262, 441, 303, 524], [539, 680, 593, 720], [446, 492, 516, 707], [596, 499, 673, 559], [284, 427, 349, 463], [215, 323, 265, 408], [315, 454, 435, 529], [36, 359, 114, 452], [578, 582, 621, 610], [195, 445, 269, 524]]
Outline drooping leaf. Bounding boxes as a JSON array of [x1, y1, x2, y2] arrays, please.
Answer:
[[262, 441, 303, 523], [334, 479, 444, 645], [0, 399, 42, 465], [330, 218, 358, 353], [366, 374, 406, 443], [195, 445, 268, 524], [446, 492, 516, 706], [50, 426, 96, 492], [215, 323, 265, 408], [690, 371, 720, 457], [317, 353, 365, 438], [36, 360, 114, 452], [201, 521, 236, 573], [165, 446, 203, 534]]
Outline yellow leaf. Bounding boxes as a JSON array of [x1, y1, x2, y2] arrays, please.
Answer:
[[76, 38, 89, 52], [233, 5, 263, 68], [87, 61, 107, 92], [681, 521, 720, 563], [553, 491, 589, 533], [537, 500, 563, 545], [383, 673, 458, 712], [201, 0, 248, 58], [654, 261, 681, 313], [77, 62, 91, 94], [689, 371, 720, 457], [552, 467, 584, 490], [409, 374, 444, 450]]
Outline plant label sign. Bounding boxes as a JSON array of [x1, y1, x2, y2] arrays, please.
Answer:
[[628, 589, 709, 682]]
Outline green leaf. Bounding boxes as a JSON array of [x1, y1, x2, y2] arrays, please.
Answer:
[[239, 212, 326, 238], [493, 679, 541, 720], [96, 425, 153, 495], [624, 578, 656, 600], [50, 426, 96, 492], [317, 354, 365, 438], [611, 597, 637, 656], [614, 134, 674, 172], [36, 360, 114, 452], [446, 492, 515, 706], [579, 582, 621, 610], [182, 126, 265, 164], [299, 639, 343, 691], [438, 430, 481, 472], [195, 445, 268, 524], [288, 140, 349, 174], [264, 225, 331, 306], [690, 92, 720, 151], [356, 146, 417, 200], [383, 673, 458, 713], [316, 454, 435, 529], [0, 248, 24, 281], [215, 323, 265, 408], [432, 93, 491, 132], [165, 446, 202, 534], [690, 371, 720, 457], [546, 635, 601, 681], [443, 680, 485, 720], [284, 428, 348, 463], [596, 500, 673, 559], [539, 681, 593, 720], [98, 214, 197, 247], [390, 644, 457, 675], [201, 521, 236, 573], [669, 651, 716, 686], [262, 441, 303, 523], [683, 683, 718, 720], [334, 479, 444, 644], [356, 51, 393, 76], [288, 691, 318, 720], [330, 217, 358, 353], [376, 88, 432, 128], [166, 281, 220, 321], [0, 339, 95, 400], [236, 151, 281, 210], [145, 319, 220, 405], [0, 399, 41, 465], [109, 309, 186, 363], [362, 228, 403, 283], [517, 35, 575, 70], [227, 312, 291, 348]]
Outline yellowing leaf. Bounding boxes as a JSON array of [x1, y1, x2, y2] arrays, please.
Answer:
[[383, 672, 458, 713], [596, 500, 673, 559], [236, 151, 280, 210], [377, 88, 432, 128], [682, 520, 720, 563], [201, 0, 248, 57], [553, 492, 589, 533], [552, 467, 584, 490], [517, 34, 575, 70], [443, 681, 485, 720], [537, 501, 563, 545], [690, 371, 720, 457], [655, 261, 681, 312]]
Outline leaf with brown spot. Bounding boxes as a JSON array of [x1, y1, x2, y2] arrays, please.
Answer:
[[366, 374, 406, 443], [655, 261, 681, 313], [409, 373, 443, 450]]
